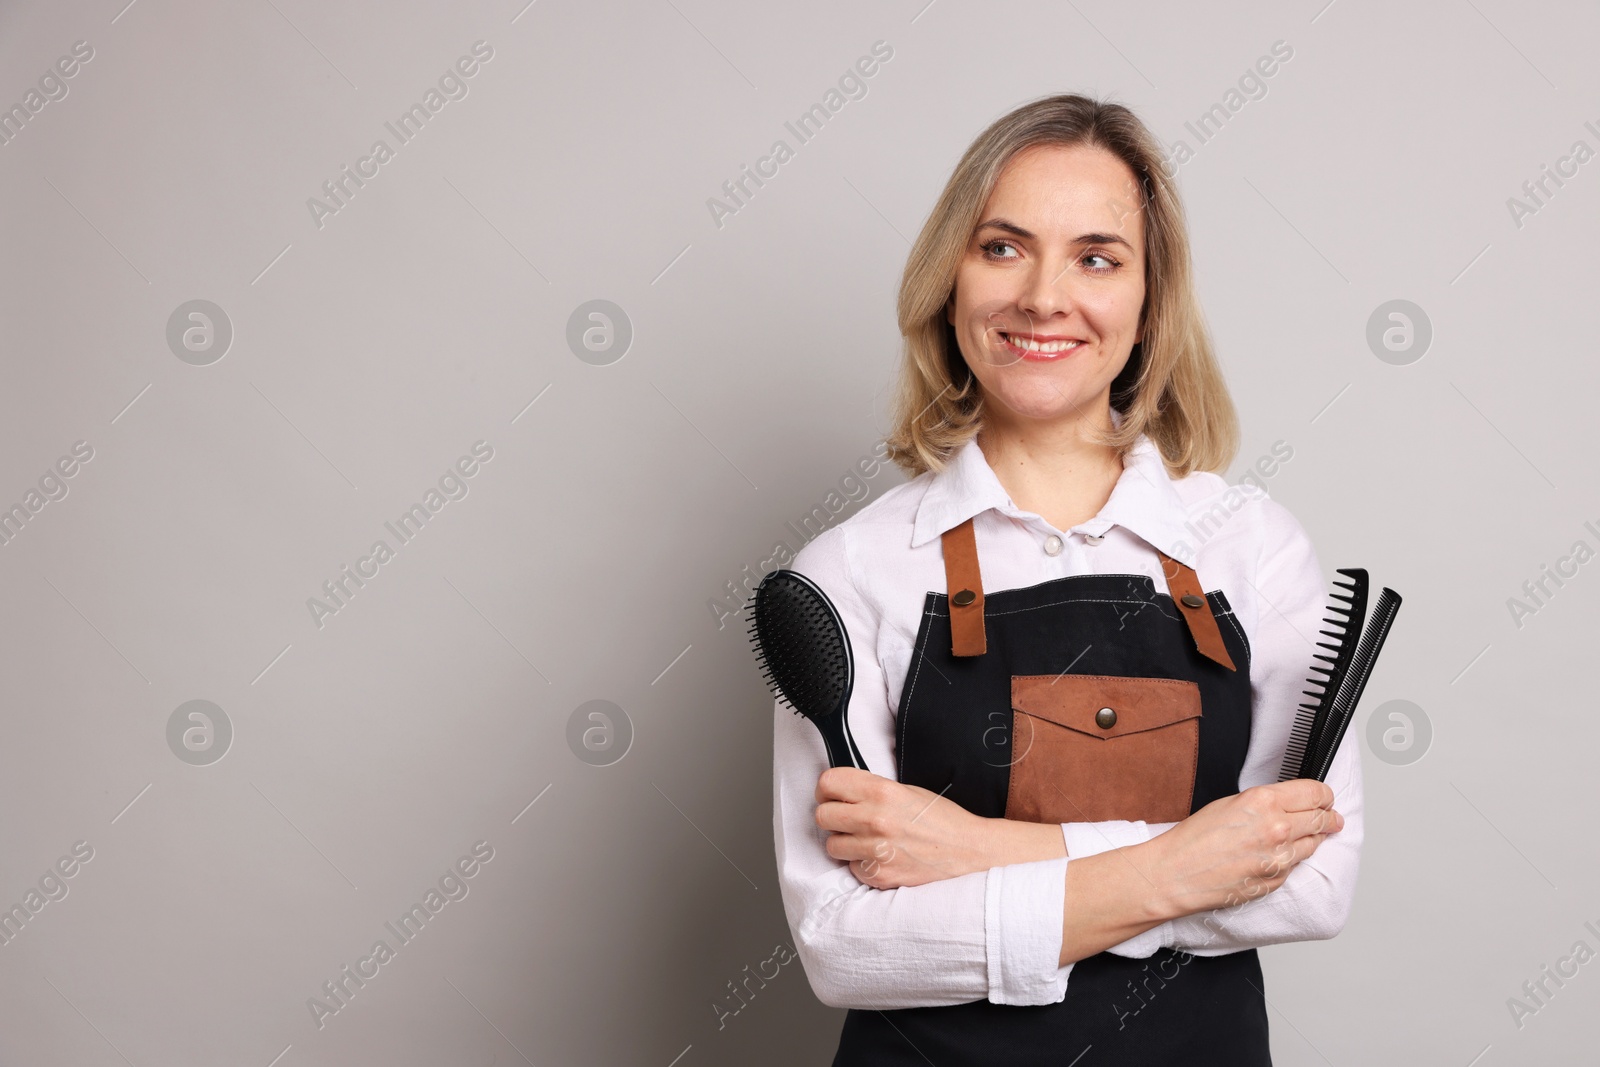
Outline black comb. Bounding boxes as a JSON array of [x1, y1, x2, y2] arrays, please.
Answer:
[[1301, 586, 1402, 782], [1278, 569, 1369, 783], [746, 569, 866, 770]]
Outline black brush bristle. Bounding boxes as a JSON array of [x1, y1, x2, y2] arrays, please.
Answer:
[[748, 570, 851, 719], [746, 569, 863, 770]]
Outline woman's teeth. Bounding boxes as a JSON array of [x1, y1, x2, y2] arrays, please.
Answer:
[[1004, 334, 1084, 354]]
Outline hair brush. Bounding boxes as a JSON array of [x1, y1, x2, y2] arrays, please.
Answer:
[[1277, 568, 1402, 783], [747, 569, 866, 770]]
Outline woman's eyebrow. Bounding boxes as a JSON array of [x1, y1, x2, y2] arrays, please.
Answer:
[[975, 217, 1133, 250]]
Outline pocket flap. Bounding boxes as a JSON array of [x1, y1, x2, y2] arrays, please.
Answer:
[[1012, 674, 1201, 739]]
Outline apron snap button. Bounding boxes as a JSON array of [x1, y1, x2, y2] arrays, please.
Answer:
[[1095, 706, 1117, 729], [1180, 594, 1204, 609], [952, 589, 976, 607]]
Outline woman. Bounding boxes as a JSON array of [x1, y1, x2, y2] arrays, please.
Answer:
[[770, 94, 1361, 1065]]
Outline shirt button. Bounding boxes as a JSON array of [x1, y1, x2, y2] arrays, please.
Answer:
[[1085, 533, 1105, 546], [1043, 534, 1063, 556]]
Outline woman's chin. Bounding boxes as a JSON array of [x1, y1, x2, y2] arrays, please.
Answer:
[[986, 385, 1107, 424]]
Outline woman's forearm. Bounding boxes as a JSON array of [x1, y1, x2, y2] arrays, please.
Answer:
[[976, 816, 1068, 867], [1058, 843, 1176, 966], [974, 817, 1177, 968]]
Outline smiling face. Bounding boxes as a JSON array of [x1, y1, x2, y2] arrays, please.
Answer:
[[946, 142, 1147, 433]]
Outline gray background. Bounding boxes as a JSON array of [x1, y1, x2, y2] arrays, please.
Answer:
[[1, 0, 1595, 1063]]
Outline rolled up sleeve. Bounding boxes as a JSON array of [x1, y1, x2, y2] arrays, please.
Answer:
[[773, 526, 1080, 1008], [1159, 491, 1365, 955]]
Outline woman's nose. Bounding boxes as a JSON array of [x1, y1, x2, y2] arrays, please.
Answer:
[[1015, 260, 1078, 319]]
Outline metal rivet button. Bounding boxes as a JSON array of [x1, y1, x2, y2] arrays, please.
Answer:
[[1095, 706, 1117, 729], [952, 589, 976, 607], [1180, 594, 1204, 609], [1044, 535, 1063, 556]]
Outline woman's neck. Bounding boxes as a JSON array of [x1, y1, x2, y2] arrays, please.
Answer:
[[975, 414, 1124, 533]]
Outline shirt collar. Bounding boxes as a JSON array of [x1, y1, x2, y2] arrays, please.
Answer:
[[909, 412, 1198, 568]]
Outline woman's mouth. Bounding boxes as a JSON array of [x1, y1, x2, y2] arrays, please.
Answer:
[[997, 331, 1087, 361]]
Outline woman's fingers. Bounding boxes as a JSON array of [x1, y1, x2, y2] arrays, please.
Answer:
[[814, 765, 881, 805], [1272, 778, 1337, 813], [825, 831, 892, 863], [1246, 808, 1342, 880], [824, 830, 864, 861], [1287, 804, 1343, 843], [814, 798, 867, 835]]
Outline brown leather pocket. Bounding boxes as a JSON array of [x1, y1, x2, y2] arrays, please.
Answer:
[[1005, 674, 1201, 825]]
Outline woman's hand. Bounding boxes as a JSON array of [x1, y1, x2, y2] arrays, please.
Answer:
[[815, 767, 1002, 889], [1143, 778, 1344, 919]]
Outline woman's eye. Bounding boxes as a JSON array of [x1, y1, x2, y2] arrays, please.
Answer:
[[980, 240, 1121, 273]]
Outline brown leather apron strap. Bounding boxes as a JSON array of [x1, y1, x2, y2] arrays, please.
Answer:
[[941, 522, 1237, 670], [940, 517, 987, 656], [1156, 549, 1238, 672]]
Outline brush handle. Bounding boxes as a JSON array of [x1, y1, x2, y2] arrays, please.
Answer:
[[814, 708, 866, 771]]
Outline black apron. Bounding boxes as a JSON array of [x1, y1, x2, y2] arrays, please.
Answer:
[[831, 517, 1271, 1066]]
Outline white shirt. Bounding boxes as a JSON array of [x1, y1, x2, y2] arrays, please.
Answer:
[[771, 424, 1364, 1010]]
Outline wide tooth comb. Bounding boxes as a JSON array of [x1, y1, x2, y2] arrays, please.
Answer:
[[1302, 586, 1402, 782], [1278, 569, 1368, 782]]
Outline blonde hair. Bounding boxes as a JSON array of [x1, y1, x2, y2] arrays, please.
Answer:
[[883, 93, 1239, 479]]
